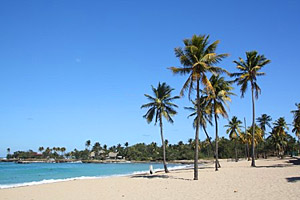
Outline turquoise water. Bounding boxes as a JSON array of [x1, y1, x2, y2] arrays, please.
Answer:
[[0, 162, 186, 188]]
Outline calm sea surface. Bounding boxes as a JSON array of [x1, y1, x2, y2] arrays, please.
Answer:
[[0, 162, 186, 188]]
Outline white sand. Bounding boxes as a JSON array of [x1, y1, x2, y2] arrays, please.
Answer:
[[0, 157, 299, 200]]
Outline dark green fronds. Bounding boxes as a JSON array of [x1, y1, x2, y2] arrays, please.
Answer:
[[225, 116, 243, 140], [141, 82, 179, 125], [232, 50, 271, 99], [204, 75, 234, 119], [291, 103, 300, 137], [169, 34, 229, 99]]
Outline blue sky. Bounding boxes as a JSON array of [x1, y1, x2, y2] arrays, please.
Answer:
[[0, 0, 299, 156]]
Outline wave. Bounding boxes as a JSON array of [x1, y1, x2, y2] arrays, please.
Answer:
[[0, 164, 191, 189]]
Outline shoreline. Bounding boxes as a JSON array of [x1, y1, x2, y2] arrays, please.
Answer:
[[0, 163, 192, 189]]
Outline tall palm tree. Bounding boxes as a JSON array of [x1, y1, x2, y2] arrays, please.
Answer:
[[225, 116, 242, 162], [206, 75, 234, 170], [256, 114, 272, 158], [169, 34, 228, 180], [291, 103, 300, 139], [141, 82, 179, 173], [231, 51, 271, 167], [184, 96, 220, 167], [7, 148, 10, 155]]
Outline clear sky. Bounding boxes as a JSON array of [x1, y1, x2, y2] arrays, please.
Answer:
[[0, 0, 299, 156]]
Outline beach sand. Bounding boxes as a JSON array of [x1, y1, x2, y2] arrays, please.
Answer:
[[0, 157, 299, 200]]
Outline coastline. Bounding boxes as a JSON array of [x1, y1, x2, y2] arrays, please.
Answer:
[[0, 157, 299, 200], [0, 162, 191, 189]]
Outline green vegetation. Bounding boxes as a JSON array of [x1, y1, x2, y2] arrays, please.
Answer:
[[291, 103, 300, 139]]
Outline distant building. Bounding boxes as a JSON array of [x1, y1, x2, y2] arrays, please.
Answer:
[[90, 151, 96, 158], [90, 150, 107, 159], [108, 152, 118, 159]]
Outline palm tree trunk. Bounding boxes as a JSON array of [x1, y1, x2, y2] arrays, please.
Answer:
[[194, 79, 200, 180], [159, 114, 169, 173], [244, 144, 247, 159], [214, 102, 219, 171], [203, 127, 221, 168], [251, 85, 256, 167], [235, 139, 238, 162]]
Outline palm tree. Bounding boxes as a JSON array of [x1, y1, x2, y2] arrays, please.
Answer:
[[184, 96, 220, 167], [240, 130, 251, 160], [206, 75, 234, 170], [85, 140, 91, 151], [225, 116, 242, 162], [169, 34, 228, 180], [247, 124, 264, 150], [7, 148, 10, 155], [256, 114, 272, 138], [141, 82, 179, 173], [256, 114, 272, 158], [38, 147, 44, 154], [269, 117, 289, 157], [291, 103, 300, 139], [61, 147, 66, 157], [231, 51, 271, 167]]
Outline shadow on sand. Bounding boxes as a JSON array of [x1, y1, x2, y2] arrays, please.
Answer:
[[286, 177, 300, 183], [131, 173, 192, 181], [256, 157, 300, 168]]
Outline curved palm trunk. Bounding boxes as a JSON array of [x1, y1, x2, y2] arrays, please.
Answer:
[[251, 86, 256, 167], [203, 127, 221, 168], [194, 79, 200, 180], [159, 114, 169, 173], [214, 101, 219, 171]]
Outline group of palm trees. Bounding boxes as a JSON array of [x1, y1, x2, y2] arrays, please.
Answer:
[[38, 146, 66, 156], [141, 34, 298, 181]]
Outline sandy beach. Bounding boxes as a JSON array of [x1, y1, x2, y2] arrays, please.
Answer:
[[0, 157, 299, 200]]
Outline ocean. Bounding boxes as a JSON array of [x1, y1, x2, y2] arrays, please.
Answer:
[[0, 162, 187, 189]]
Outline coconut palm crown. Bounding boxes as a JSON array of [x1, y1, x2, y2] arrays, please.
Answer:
[[231, 51, 270, 98], [184, 96, 212, 129], [141, 82, 179, 124], [169, 34, 229, 99], [225, 116, 242, 139], [291, 103, 300, 138], [256, 114, 272, 137]]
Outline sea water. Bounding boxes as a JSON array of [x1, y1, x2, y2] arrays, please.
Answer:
[[0, 162, 187, 189]]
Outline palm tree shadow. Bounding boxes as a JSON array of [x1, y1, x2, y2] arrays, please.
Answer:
[[288, 157, 300, 165], [131, 174, 170, 179], [255, 163, 291, 168], [130, 174, 192, 181], [286, 177, 300, 183], [256, 157, 300, 168]]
